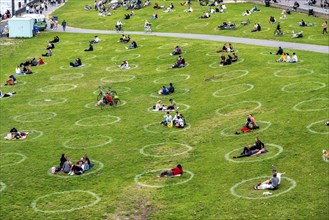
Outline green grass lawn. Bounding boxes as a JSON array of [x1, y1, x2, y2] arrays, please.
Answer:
[[53, 0, 329, 46], [0, 2, 328, 219]]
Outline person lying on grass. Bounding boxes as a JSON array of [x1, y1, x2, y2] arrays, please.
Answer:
[[4, 128, 28, 140], [158, 164, 183, 177], [0, 90, 16, 99], [233, 137, 267, 158], [199, 11, 210, 18], [254, 165, 285, 190], [46, 41, 55, 50], [70, 58, 82, 67], [42, 49, 52, 57]]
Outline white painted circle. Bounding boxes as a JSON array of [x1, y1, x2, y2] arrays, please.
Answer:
[[225, 143, 283, 163], [50, 73, 84, 81], [259, 51, 273, 56], [281, 81, 326, 93], [184, 22, 209, 30], [156, 62, 189, 72], [75, 115, 121, 126], [93, 87, 131, 95], [293, 98, 329, 112], [101, 75, 135, 83], [210, 70, 249, 82], [135, 169, 194, 188], [220, 120, 272, 137], [0, 153, 27, 167], [147, 103, 190, 113], [63, 136, 112, 149], [144, 123, 191, 134], [153, 74, 190, 84], [31, 190, 101, 213], [39, 84, 78, 93], [105, 65, 121, 72], [13, 112, 57, 122], [28, 98, 67, 106], [156, 22, 179, 30], [157, 42, 189, 50], [140, 142, 193, 157], [209, 59, 245, 68], [231, 176, 296, 199], [0, 181, 6, 192], [150, 88, 190, 98], [156, 51, 187, 60], [111, 54, 141, 61], [216, 101, 262, 116], [306, 120, 329, 135], [213, 84, 254, 97], [273, 68, 314, 77], [60, 63, 91, 70], [48, 160, 104, 178], [85, 55, 97, 60]]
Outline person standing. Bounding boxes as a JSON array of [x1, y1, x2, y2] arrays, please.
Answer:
[[274, 22, 283, 35], [61, 19, 67, 31], [322, 21, 328, 34]]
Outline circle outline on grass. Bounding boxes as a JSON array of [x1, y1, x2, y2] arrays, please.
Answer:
[[150, 88, 190, 98], [75, 115, 121, 126], [212, 84, 254, 97], [293, 98, 329, 112], [211, 70, 249, 82], [144, 123, 191, 134], [47, 160, 104, 178], [184, 22, 209, 30], [281, 81, 326, 93], [50, 73, 84, 81], [220, 120, 271, 137], [101, 75, 135, 83], [111, 54, 141, 61], [153, 74, 190, 84], [156, 62, 190, 72], [209, 59, 245, 68], [13, 112, 57, 122], [0, 181, 6, 193], [156, 22, 179, 30], [140, 142, 193, 157], [31, 190, 101, 213], [273, 68, 314, 77], [230, 176, 296, 199], [38, 84, 78, 93], [28, 98, 67, 106], [147, 103, 190, 113], [85, 54, 97, 60], [0, 153, 27, 167], [134, 169, 194, 188], [306, 120, 329, 135], [216, 101, 262, 116], [63, 136, 113, 149], [225, 143, 283, 163]]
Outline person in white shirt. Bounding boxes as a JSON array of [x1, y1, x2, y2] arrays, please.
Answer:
[[284, 53, 291, 62], [290, 52, 298, 63]]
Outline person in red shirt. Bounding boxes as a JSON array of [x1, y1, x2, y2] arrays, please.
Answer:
[[159, 164, 183, 177], [38, 58, 45, 65]]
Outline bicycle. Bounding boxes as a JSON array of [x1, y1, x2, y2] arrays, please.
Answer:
[[97, 86, 120, 109]]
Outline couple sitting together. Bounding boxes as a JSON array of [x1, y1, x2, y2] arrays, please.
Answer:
[[160, 111, 186, 128], [238, 114, 259, 133], [158, 83, 175, 95], [153, 98, 178, 111], [4, 128, 28, 140]]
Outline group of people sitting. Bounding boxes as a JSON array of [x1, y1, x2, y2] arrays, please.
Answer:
[[154, 98, 177, 111], [160, 111, 186, 128], [42, 36, 59, 57], [4, 128, 28, 140], [216, 43, 234, 53], [219, 53, 238, 66], [218, 22, 236, 30], [233, 137, 267, 159], [276, 52, 298, 63], [171, 56, 186, 68], [237, 114, 259, 133], [52, 153, 92, 175], [158, 83, 175, 95]]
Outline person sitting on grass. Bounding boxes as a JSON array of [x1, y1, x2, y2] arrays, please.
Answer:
[[232, 53, 239, 62], [16, 66, 24, 76], [251, 23, 261, 32], [254, 165, 285, 190], [299, 19, 306, 27], [175, 115, 185, 128], [70, 58, 82, 67], [153, 100, 166, 111], [167, 98, 177, 110], [42, 49, 52, 57], [22, 65, 33, 74], [199, 11, 210, 18], [269, 16, 276, 24], [4, 128, 28, 140], [184, 6, 193, 12], [233, 137, 267, 158], [124, 13, 130, 19], [49, 36, 60, 43], [119, 34, 127, 42], [220, 55, 232, 66], [84, 44, 93, 52], [250, 6, 260, 12], [46, 41, 55, 50], [160, 111, 173, 126], [0, 90, 16, 99], [276, 52, 287, 62], [239, 114, 259, 133], [167, 83, 175, 93], [95, 92, 113, 106], [164, 3, 174, 13], [158, 164, 183, 177], [170, 46, 182, 56], [171, 56, 186, 68], [90, 36, 99, 44], [126, 41, 138, 49], [151, 12, 158, 20], [5, 75, 16, 86], [119, 60, 130, 69], [242, 9, 251, 16]]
